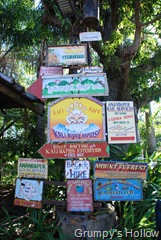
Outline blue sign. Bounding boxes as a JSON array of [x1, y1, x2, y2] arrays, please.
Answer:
[[94, 179, 143, 201]]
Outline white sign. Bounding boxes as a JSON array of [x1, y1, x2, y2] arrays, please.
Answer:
[[65, 160, 90, 179], [80, 66, 103, 74], [79, 32, 102, 42], [106, 101, 137, 144]]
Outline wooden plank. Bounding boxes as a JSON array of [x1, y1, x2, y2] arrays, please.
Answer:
[[44, 180, 66, 186], [0, 82, 44, 115]]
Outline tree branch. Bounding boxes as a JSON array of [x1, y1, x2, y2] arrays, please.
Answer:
[[141, 13, 161, 27], [131, 49, 161, 75], [123, 0, 141, 58], [138, 83, 161, 108]]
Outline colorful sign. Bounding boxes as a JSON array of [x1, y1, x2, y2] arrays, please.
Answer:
[[38, 142, 110, 159], [94, 161, 148, 179], [17, 158, 48, 179], [47, 96, 106, 142], [67, 179, 93, 211], [65, 160, 90, 179], [106, 101, 137, 144], [79, 32, 102, 42], [42, 73, 109, 98], [39, 66, 63, 77], [94, 179, 142, 201], [14, 178, 43, 209], [46, 44, 87, 66]]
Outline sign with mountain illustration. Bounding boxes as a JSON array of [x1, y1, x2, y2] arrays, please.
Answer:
[[42, 74, 109, 98], [47, 96, 106, 142]]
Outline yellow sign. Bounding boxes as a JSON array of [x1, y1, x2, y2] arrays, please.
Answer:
[[47, 96, 105, 142]]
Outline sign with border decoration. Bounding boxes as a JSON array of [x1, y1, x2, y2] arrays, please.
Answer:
[[106, 101, 137, 144], [14, 178, 43, 209], [67, 179, 93, 212], [94, 161, 148, 179], [18, 158, 48, 179], [47, 96, 106, 143], [94, 179, 143, 201], [42, 73, 109, 98], [46, 44, 88, 66]]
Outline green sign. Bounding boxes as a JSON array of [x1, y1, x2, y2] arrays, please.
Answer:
[[42, 73, 109, 98]]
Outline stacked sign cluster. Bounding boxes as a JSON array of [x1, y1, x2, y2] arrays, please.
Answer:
[[14, 41, 148, 210], [14, 158, 48, 209]]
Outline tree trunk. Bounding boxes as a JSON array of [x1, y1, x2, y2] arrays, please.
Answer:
[[145, 103, 156, 155]]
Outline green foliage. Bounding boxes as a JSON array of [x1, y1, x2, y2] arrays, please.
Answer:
[[108, 144, 161, 240], [0, 207, 65, 239]]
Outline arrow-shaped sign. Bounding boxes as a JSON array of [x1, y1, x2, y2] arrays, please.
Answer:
[[38, 142, 110, 159]]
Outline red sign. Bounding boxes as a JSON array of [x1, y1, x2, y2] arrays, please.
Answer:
[[38, 142, 109, 159], [67, 179, 93, 212], [110, 136, 135, 141], [27, 78, 45, 102]]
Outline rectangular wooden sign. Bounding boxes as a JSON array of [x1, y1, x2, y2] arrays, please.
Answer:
[[67, 179, 93, 212], [94, 161, 148, 179], [106, 101, 137, 144], [38, 142, 110, 159], [14, 178, 43, 209], [47, 96, 106, 142], [65, 160, 90, 179], [39, 66, 63, 77], [94, 179, 143, 201], [18, 158, 48, 179], [42, 73, 109, 98], [46, 44, 88, 66]]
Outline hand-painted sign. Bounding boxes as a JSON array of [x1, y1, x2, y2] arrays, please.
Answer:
[[42, 73, 109, 98], [38, 142, 110, 159], [17, 158, 48, 179], [14, 178, 43, 209], [94, 161, 148, 179], [65, 160, 90, 179], [39, 66, 63, 77], [94, 179, 142, 201], [79, 32, 102, 42], [80, 66, 103, 74], [47, 96, 106, 142], [106, 101, 137, 144], [67, 179, 93, 211], [46, 44, 87, 66]]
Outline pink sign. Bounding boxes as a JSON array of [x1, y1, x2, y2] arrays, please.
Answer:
[[39, 66, 63, 77], [67, 179, 93, 212]]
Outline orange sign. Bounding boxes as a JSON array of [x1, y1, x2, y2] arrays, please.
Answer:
[[47, 96, 105, 142], [94, 161, 148, 179]]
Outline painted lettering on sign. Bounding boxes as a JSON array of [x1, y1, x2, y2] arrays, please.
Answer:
[[38, 142, 109, 159], [94, 179, 143, 201], [48, 96, 105, 142], [18, 158, 48, 179], [65, 160, 90, 179], [94, 161, 148, 179], [106, 101, 136, 144]]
